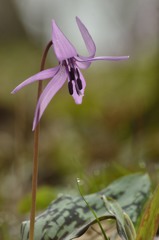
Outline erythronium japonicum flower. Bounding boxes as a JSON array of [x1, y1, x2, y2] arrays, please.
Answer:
[[12, 17, 129, 130]]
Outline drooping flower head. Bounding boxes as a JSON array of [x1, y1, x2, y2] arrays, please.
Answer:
[[12, 17, 129, 130]]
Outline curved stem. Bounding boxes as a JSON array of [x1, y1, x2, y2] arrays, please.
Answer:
[[29, 40, 52, 240]]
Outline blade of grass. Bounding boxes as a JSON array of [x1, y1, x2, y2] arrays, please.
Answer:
[[77, 178, 110, 240], [136, 184, 159, 240]]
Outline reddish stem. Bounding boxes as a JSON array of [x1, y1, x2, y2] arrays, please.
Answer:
[[29, 40, 52, 240]]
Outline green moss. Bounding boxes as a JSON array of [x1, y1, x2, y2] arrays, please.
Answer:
[[18, 186, 58, 214]]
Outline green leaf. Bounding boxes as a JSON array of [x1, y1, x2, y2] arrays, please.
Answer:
[[21, 173, 150, 240], [136, 184, 159, 240], [102, 196, 136, 240]]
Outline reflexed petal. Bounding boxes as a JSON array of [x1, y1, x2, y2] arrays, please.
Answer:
[[76, 17, 96, 58], [72, 69, 86, 104], [75, 58, 91, 69], [75, 55, 129, 63], [33, 66, 67, 130], [52, 20, 77, 61], [11, 66, 60, 94]]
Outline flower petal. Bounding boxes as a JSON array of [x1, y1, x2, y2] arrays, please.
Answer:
[[75, 55, 129, 63], [76, 17, 96, 58], [52, 20, 77, 61], [32, 66, 67, 130], [75, 59, 91, 69], [11, 66, 60, 94], [72, 69, 86, 104]]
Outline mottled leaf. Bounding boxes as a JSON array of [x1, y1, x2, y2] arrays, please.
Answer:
[[21, 173, 150, 240], [136, 184, 159, 240]]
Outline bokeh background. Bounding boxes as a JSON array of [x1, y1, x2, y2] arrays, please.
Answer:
[[0, 0, 159, 239]]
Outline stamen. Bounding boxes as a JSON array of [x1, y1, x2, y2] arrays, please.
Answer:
[[75, 84, 80, 95], [76, 68, 80, 78], [68, 81, 73, 95], [69, 67, 75, 80], [77, 78, 82, 90]]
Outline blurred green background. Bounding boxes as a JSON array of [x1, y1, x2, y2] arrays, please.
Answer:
[[0, 0, 159, 239]]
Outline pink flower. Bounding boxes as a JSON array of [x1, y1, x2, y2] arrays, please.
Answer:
[[12, 17, 129, 130]]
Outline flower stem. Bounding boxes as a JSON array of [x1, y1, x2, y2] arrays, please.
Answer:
[[29, 40, 52, 240]]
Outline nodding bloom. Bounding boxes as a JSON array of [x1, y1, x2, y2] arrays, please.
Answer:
[[12, 17, 129, 130]]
